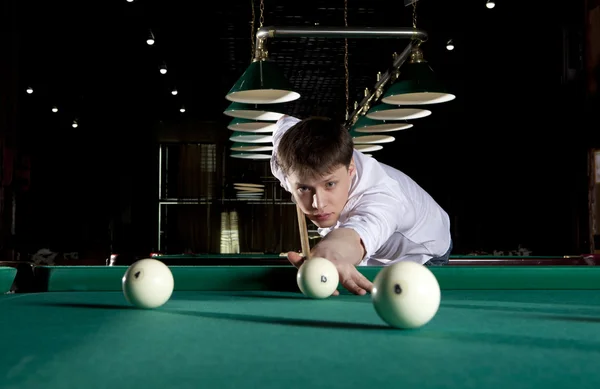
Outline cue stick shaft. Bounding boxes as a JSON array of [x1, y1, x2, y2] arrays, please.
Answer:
[[295, 204, 311, 259]]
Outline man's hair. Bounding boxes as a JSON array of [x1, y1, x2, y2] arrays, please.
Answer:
[[276, 116, 354, 179]]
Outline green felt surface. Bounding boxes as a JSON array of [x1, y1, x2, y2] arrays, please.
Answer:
[[35, 265, 600, 292], [152, 253, 283, 259], [0, 267, 17, 293], [2, 289, 600, 389]]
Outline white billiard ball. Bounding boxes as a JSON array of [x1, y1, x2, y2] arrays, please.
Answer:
[[122, 258, 174, 309], [297, 256, 339, 299], [371, 261, 440, 329]]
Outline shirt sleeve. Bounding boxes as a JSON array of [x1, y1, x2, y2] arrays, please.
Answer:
[[338, 189, 416, 259], [270, 115, 301, 192]]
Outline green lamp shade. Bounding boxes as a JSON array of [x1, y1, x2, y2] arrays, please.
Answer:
[[224, 102, 285, 121], [230, 152, 272, 160], [236, 193, 264, 199], [381, 62, 455, 105], [354, 144, 383, 153], [226, 60, 300, 104], [232, 185, 265, 193], [229, 131, 273, 143], [366, 103, 431, 121], [233, 183, 265, 188], [237, 193, 264, 198], [230, 143, 273, 152], [349, 129, 395, 144], [352, 115, 413, 133], [234, 184, 264, 191], [227, 118, 277, 133]]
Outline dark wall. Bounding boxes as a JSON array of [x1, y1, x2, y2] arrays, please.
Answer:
[[1, 0, 597, 260]]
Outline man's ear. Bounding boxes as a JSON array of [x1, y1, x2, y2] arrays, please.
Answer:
[[348, 158, 356, 178]]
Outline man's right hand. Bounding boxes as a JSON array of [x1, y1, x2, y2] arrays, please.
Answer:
[[286, 251, 372, 296]]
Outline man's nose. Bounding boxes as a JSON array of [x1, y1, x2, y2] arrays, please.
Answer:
[[312, 191, 326, 210]]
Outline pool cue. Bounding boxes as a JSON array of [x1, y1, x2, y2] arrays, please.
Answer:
[[295, 204, 311, 260]]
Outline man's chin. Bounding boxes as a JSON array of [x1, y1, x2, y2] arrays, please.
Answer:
[[311, 219, 337, 229]]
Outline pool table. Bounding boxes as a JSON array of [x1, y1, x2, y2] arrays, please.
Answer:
[[142, 253, 599, 266], [2, 264, 600, 389]]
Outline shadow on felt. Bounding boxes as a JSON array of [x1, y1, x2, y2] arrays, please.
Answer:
[[163, 309, 391, 330], [25, 301, 133, 310]]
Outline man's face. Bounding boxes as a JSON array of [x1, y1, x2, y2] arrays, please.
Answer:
[[287, 160, 355, 228]]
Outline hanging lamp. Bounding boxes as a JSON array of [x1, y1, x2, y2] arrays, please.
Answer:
[[351, 115, 413, 133], [366, 103, 431, 120], [226, 60, 300, 104], [381, 47, 455, 105], [227, 118, 277, 133], [223, 102, 286, 121], [229, 131, 273, 143]]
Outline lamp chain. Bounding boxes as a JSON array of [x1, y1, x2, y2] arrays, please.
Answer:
[[412, 0, 417, 28], [344, 0, 349, 120], [259, 0, 264, 28], [250, 0, 256, 61]]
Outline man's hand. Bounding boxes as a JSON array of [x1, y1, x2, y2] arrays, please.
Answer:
[[286, 251, 373, 296], [334, 260, 373, 296], [286, 251, 305, 268]]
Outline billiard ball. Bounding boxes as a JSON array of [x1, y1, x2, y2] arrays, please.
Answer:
[[296, 256, 339, 299], [371, 261, 440, 329], [122, 258, 174, 309]]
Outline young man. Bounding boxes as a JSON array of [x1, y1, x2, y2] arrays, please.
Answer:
[[270, 115, 452, 296]]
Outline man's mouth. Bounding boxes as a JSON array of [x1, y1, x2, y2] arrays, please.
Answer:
[[314, 213, 331, 221]]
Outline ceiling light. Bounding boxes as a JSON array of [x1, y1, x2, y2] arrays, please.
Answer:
[[349, 129, 395, 144], [366, 103, 431, 120], [354, 144, 383, 153], [229, 132, 273, 143], [223, 102, 285, 121], [351, 116, 413, 133], [381, 47, 455, 105], [230, 152, 272, 160], [227, 118, 276, 133], [226, 60, 300, 104], [147, 30, 155, 45], [230, 143, 274, 152]]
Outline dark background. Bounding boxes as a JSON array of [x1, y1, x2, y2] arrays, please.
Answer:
[[0, 0, 599, 261]]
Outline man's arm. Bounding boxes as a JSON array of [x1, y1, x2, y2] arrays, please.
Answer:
[[340, 190, 414, 260], [307, 191, 412, 295], [311, 228, 365, 266], [300, 228, 370, 295]]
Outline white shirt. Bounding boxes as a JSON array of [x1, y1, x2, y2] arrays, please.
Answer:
[[270, 116, 451, 266]]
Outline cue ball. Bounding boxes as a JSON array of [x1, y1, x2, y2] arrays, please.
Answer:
[[297, 256, 339, 299], [122, 258, 174, 309], [371, 261, 440, 329]]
